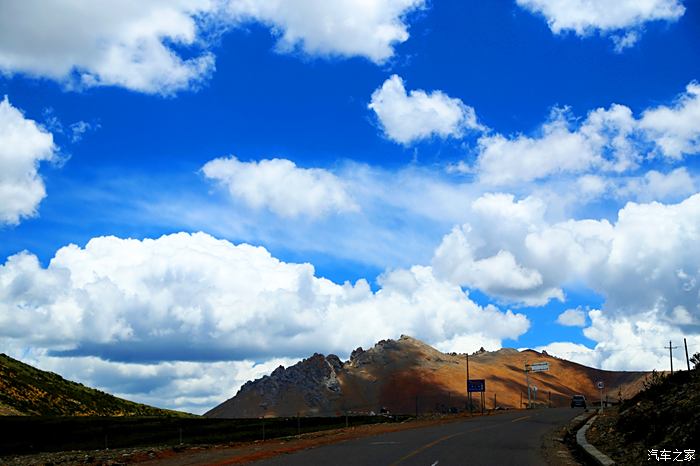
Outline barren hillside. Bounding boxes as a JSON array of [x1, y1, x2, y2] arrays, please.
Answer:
[[206, 335, 648, 418]]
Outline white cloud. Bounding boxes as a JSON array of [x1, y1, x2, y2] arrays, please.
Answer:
[[0, 96, 56, 225], [69, 121, 93, 143], [576, 174, 610, 198], [432, 194, 565, 306], [516, 0, 685, 50], [0, 1, 425, 94], [470, 83, 700, 186], [639, 82, 700, 159], [0, 232, 529, 366], [202, 156, 359, 218], [556, 308, 587, 327], [0, 231, 530, 411], [616, 167, 696, 202], [533, 341, 599, 367], [0, 0, 218, 95], [473, 105, 638, 185], [227, 0, 425, 64], [612, 30, 639, 52], [541, 310, 700, 372], [9, 347, 297, 414], [573, 168, 697, 205], [369, 75, 483, 145], [433, 191, 700, 321]]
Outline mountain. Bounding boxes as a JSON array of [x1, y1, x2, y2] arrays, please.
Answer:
[[206, 335, 648, 418], [0, 353, 191, 416]]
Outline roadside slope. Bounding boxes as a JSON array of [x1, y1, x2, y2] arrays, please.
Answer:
[[0, 353, 191, 416]]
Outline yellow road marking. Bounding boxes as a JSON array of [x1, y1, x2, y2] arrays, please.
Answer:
[[389, 432, 463, 465], [390, 413, 537, 465]]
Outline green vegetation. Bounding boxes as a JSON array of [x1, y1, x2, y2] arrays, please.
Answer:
[[0, 353, 190, 417]]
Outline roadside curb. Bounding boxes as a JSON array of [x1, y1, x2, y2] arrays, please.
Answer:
[[576, 410, 615, 465]]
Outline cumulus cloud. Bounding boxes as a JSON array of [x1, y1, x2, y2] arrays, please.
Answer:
[[468, 83, 700, 186], [369, 75, 483, 145], [432, 194, 564, 306], [0, 0, 218, 95], [556, 308, 587, 327], [516, 0, 685, 50], [0, 231, 531, 411], [227, 0, 425, 63], [616, 167, 696, 202], [433, 191, 700, 322], [0, 96, 56, 225], [0, 1, 425, 93], [0, 232, 529, 365], [473, 105, 638, 185], [202, 156, 358, 218], [639, 82, 700, 159], [540, 310, 700, 372]]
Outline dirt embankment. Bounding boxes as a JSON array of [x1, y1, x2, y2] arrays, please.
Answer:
[[587, 368, 700, 465]]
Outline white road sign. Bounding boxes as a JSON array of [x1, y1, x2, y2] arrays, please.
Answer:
[[529, 362, 549, 372], [597, 381, 604, 389]]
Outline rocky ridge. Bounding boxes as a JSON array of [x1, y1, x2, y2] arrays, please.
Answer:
[[206, 336, 649, 418]]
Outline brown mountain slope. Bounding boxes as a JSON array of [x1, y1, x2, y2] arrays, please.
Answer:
[[206, 335, 648, 418], [0, 353, 192, 416]]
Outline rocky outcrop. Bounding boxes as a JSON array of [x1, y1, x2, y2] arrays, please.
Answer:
[[205, 353, 346, 418], [205, 336, 650, 418]]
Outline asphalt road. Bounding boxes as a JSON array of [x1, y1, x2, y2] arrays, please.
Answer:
[[251, 408, 582, 466]]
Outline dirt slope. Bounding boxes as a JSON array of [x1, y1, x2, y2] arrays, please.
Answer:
[[0, 353, 192, 416], [206, 335, 648, 418]]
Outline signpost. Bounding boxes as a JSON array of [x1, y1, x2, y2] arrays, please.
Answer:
[[525, 362, 549, 408], [529, 362, 550, 372], [467, 379, 486, 393], [467, 379, 486, 414], [597, 381, 604, 409]]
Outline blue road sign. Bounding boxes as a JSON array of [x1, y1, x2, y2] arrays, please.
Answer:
[[467, 379, 486, 393]]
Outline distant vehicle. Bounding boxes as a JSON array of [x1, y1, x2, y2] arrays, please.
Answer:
[[571, 395, 587, 408]]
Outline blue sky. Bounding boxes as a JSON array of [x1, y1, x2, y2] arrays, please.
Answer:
[[1, 0, 699, 413]]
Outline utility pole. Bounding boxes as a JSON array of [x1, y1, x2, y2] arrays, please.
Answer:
[[685, 338, 691, 371], [665, 341, 679, 374], [466, 352, 472, 416]]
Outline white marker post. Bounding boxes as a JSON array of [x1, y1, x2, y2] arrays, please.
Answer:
[[524, 362, 549, 408], [525, 364, 530, 409]]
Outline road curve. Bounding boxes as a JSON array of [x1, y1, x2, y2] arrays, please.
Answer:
[[251, 408, 581, 466]]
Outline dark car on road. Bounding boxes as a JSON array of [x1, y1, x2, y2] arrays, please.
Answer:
[[570, 394, 586, 408]]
